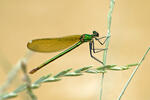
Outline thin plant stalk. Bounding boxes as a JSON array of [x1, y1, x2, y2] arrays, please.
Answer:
[[21, 60, 37, 100], [100, 0, 115, 100], [117, 47, 150, 100], [0, 51, 32, 94]]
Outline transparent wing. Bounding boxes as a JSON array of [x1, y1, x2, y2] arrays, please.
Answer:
[[27, 35, 81, 52]]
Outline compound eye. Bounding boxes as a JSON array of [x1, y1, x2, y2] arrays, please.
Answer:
[[93, 31, 99, 37]]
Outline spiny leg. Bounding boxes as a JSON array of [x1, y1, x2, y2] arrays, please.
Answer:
[[89, 41, 104, 65], [91, 40, 108, 53], [95, 35, 110, 45]]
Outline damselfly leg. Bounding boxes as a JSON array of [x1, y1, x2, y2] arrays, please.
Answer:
[[89, 35, 110, 65]]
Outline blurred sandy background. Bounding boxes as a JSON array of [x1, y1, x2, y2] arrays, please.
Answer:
[[0, 0, 150, 100]]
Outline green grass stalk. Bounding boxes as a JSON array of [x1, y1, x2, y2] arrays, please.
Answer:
[[100, 0, 115, 100]]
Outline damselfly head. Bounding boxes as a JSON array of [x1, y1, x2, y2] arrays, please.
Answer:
[[93, 31, 99, 37]]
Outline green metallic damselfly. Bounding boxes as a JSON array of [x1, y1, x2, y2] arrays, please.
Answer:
[[27, 31, 108, 74]]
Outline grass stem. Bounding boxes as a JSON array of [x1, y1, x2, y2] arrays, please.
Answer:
[[117, 47, 150, 100], [99, 0, 115, 100]]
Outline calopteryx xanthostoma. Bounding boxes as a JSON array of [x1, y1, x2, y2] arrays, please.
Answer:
[[27, 31, 108, 74]]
